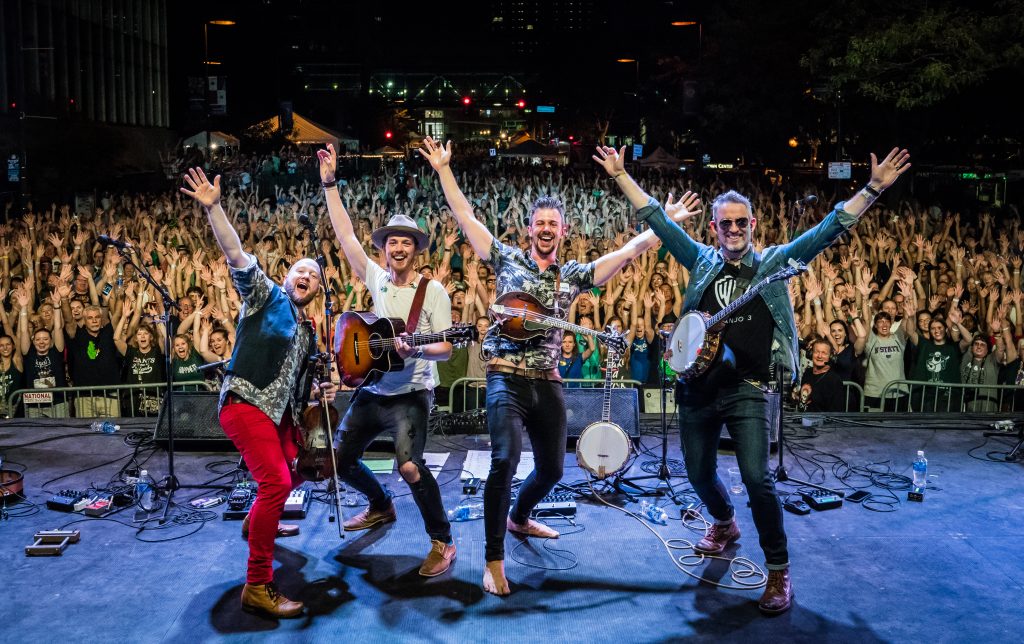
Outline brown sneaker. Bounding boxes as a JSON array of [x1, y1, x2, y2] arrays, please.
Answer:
[[418, 539, 457, 577], [241, 513, 300, 539], [241, 582, 304, 618], [343, 503, 397, 531], [507, 517, 559, 539], [758, 568, 793, 615], [693, 519, 740, 555]]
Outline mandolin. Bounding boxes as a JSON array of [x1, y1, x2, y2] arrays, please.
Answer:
[[489, 291, 627, 353]]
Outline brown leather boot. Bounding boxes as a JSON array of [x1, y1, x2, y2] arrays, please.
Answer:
[[343, 503, 397, 531], [419, 539, 457, 577], [693, 519, 740, 555], [758, 568, 793, 615], [240, 513, 300, 539], [241, 582, 303, 618]]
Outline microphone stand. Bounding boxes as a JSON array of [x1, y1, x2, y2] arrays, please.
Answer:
[[112, 245, 225, 525], [299, 214, 346, 538], [772, 363, 843, 496], [613, 329, 683, 503]]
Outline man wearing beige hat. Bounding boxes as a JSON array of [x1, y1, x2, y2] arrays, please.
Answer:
[[317, 144, 457, 578]]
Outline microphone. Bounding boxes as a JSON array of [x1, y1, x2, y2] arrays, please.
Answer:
[[97, 234, 131, 251], [795, 195, 818, 207]]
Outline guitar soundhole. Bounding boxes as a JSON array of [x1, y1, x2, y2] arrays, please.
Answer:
[[353, 332, 360, 364]]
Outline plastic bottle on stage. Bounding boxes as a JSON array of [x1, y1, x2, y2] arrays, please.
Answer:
[[641, 499, 668, 525], [90, 420, 120, 434], [137, 470, 154, 509], [913, 450, 928, 488]]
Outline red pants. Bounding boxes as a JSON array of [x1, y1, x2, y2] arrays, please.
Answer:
[[220, 400, 302, 585]]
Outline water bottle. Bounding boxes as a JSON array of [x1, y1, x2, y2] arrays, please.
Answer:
[[447, 500, 483, 521], [137, 470, 154, 510], [90, 420, 120, 434], [641, 499, 668, 525], [912, 450, 928, 489]]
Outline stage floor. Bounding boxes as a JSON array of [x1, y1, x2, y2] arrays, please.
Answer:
[[1, 415, 1022, 643]]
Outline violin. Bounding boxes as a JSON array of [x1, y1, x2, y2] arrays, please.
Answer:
[[294, 354, 341, 482]]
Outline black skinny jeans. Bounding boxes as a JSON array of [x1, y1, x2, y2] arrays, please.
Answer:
[[334, 388, 451, 543], [483, 372, 567, 561]]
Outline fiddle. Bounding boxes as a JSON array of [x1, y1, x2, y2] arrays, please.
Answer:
[[295, 354, 341, 482]]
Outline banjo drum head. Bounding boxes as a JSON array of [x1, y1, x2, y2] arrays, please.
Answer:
[[668, 311, 707, 373], [576, 421, 632, 479]]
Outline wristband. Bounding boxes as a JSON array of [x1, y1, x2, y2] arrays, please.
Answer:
[[612, 171, 626, 179], [322, 180, 338, 189], [863, 184, 882, 198]]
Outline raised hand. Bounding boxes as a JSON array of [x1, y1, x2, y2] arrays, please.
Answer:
[[316, 143, 338, 184], [665, 191, 702, 224], [869, 148, 912, 191], [592, 145, 626, 177], [417, 136, 452, 171], [179, 167, 221, 208]]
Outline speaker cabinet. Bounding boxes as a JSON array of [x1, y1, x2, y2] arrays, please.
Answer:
[[564, 388, 640, 438], [153, 390, 357, 450], [153, 391, 226, 449]]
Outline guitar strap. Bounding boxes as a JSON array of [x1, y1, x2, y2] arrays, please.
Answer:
[[406, 277, 430, 332]]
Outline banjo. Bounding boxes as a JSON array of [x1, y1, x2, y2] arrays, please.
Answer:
[[667, 260, 806, 381], [576, 337, 632, 479]]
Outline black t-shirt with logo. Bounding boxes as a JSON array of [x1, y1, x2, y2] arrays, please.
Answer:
[[67, 324, 121, 387], [696, 261, 773, 385]]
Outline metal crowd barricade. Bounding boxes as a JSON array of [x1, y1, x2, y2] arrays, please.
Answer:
[[5, 381, 215, 420], [446, 377, 643, 414], [876, 379, 1023, 413], [842, 381, 866, 412]]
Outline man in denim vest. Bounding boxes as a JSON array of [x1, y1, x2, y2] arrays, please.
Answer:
[[181, 167, 337, 619], [601, 145, 911, 614]]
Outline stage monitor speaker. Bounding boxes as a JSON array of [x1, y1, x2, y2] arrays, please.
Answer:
[[564, 388, 640, 438], [153, 390, 358, 450], [719, 390, 780, 451], [153, 391, 227, 449]]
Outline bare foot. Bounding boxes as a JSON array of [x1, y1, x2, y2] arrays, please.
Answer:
[[483, 560, 511, 596], [506, 517, 559, 539]]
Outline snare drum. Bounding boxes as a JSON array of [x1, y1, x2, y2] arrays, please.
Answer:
[[576, 421, 632, 479]]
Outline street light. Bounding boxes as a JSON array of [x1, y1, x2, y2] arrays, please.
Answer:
[[671, 20, 702, 64], [204, 20, 236, 66]]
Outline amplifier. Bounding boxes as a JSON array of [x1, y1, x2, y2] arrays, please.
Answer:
[[564, 388, 640, 438]]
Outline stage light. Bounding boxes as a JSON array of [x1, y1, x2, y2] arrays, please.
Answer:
[[462, 96, 471, 105], [788, 137, 799, 148], [208, 20, 236, 26]]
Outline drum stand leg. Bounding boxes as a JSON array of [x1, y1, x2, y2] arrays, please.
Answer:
[[612, 374, 683, 503]]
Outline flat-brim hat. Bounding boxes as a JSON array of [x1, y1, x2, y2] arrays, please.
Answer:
[[371, 214, 428, 250]]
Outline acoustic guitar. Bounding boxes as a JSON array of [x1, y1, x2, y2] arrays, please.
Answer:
[[335, 311, 474, 388], [667, 260, 806, 381]]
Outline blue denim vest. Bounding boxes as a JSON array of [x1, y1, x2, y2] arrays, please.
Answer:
[[229, 283, 301, 389]]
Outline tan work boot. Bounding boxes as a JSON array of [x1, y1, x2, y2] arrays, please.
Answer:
[[241, 582, 303, 618], [343, 503, 397, 531]]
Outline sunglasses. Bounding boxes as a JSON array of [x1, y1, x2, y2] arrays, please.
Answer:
[[716, 218, 750, 231]]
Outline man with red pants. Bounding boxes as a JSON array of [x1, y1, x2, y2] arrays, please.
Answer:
[[181, 167, 336, 619]]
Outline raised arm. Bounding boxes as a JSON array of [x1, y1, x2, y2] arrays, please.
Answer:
[[317, 144, 372, 282], [179, 168, 248, 268], [419, 137, 495, 260]]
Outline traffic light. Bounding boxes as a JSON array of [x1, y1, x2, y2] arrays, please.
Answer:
[[462, 96, 471, 105], [516, 99, 526, 109], [385, 130, 393, 140]]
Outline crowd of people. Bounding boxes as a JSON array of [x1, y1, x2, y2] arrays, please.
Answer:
[[1, 146, 1022, 419]]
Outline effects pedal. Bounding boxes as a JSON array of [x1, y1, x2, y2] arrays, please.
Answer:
[[282, 486, 311, 518], [801, 490, 843, 511], [783, 499, 811, 515], [462, 477, 481, 495], [84, 495, 114, 517], [528, 491, 577, 517], [223, 481, 256, 520], [47, 490, 87, 513]]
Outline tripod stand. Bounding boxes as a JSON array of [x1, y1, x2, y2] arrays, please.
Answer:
[[613, 330, 683, 502], [984, 424, 1024, 462], [772, 364, 843, 495]]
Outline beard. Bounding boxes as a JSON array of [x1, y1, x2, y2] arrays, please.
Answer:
[[286, 282, 318, 307]]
